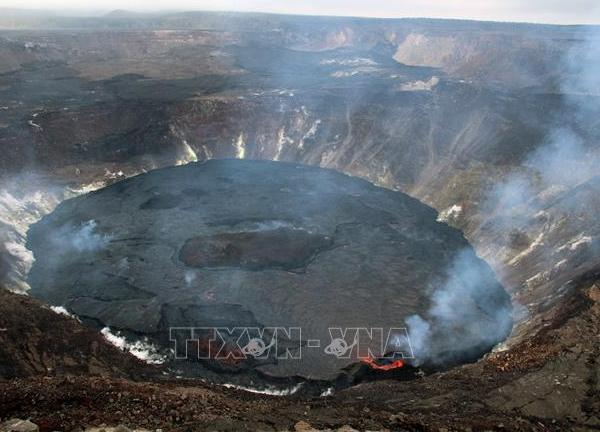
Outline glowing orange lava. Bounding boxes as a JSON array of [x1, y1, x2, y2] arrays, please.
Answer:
[[360, 356, 405, 371]]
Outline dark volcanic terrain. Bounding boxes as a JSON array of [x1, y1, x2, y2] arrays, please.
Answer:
[[26, 160, 511, 381], [0, 9, 599, 431]]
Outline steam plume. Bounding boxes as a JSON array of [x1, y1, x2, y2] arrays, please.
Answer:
[[409, 27, 600, 366], [406, 249, 512, 365], [49, 220, 112, 254]]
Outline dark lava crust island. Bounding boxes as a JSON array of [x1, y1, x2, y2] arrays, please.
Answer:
[[27, 160, 511, 380]]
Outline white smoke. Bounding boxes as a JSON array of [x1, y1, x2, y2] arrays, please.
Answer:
[[0, 174, 70, 292], [413, 27, 600, 366], [184, 269, 197, 286], [0, 172, 112, 293], [49, 305, 82, 322], [221, 382, 303, 396], [490, 28, 600, 213], [100, 327, 166, 364], [50, 220, 112, 254], [404, 315, 430, 360], [526, 129, 599, 188], [406, 249, 512, 365]]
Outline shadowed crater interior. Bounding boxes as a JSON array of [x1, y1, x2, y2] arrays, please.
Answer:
[[26, 159, 512, 382]]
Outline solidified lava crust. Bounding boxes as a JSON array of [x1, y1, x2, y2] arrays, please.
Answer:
[[26, 159, 512, 382]]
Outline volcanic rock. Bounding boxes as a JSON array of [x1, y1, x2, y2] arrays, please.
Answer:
[[27, 159, 511, 380], [0, 287, 154, 379], [0, 419, 39, 432]]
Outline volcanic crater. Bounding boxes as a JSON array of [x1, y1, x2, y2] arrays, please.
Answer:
[[26, 159, 512, 383]]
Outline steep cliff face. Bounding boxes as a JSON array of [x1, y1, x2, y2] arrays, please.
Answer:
[[392, 32, 565, 88]]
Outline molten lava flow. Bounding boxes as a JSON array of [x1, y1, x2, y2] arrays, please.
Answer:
[[360, 356, 405, 371]]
